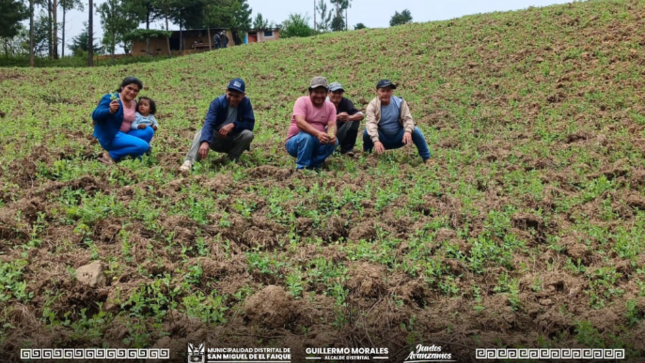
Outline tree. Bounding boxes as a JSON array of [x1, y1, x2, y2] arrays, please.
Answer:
[[98, 0, 139, 61], [281, 13, 314, 38], [33, 0, 52, 59], [252, 12, 270, 29], [1, 24, 29, 58], [168, 0, 204, 51], [329, 0, 349, 31], [34, 0, 59, 59], [330, 14, 344, 31], [29, 0, 34, 66], [389, 9, 412, 27], [52, 0, 58, 58], [59, 0, 83, 57], [69, 22, 103, 55], [202, 3, 216, 50], [88, 0, 93, 65], [124, 0, 161, 30], [345, 0, 351, 30], [313, 0, 315, 31], [228, 0, 252, 45], [354, 22, 366, 30], [0, 0, 28, 58], [315, 0, 331, 32], [0, 0, 28, 39], [32, 11, 52, 56], [121, 0, 161, 55], [24, 11, 63, 57]]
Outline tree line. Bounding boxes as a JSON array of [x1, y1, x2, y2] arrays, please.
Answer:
[[281, 1, 412, 39], [0, 0, 260, 65], [0, 0, 413, 66]]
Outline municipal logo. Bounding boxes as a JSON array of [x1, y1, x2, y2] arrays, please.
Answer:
[[187, 343, 291, 363], [188, 343, 205, 363]]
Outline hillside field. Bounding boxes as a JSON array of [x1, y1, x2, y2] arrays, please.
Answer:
[[2, 0, 645, 361]]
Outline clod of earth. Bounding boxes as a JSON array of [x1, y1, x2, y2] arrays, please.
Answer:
[[75, 261, 106, 288], [243, 285, 293, 329]]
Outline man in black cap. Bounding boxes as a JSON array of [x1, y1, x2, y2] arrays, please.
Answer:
[[180, 78, 255, 173], [327, 82, 364, 156], [363, 79, 431, 162]]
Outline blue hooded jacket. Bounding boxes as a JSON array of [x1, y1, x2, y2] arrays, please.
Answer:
[[92, 93, 124, 147], [200, 95, 255, 144]]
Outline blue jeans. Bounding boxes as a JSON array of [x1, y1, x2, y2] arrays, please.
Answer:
[[127, 127, 154, 144], [286, 131, 338, 169], [103, 127, 154, 161], [363, 127, 431, 160]]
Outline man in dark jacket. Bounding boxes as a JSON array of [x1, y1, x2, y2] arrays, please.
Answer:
[[221, 31, 229, 48], [180, 78, 255, 173], [214, 32, 221, 49]]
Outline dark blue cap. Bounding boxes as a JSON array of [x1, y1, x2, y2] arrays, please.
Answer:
[[376, 79, 397, 90], [227, 78, 245, 93]]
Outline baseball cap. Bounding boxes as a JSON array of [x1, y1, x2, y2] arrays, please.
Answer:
[[227, 78, 245, 93], [329, 82, 344, 92], [309, 76, 329, 90], [376, 79, 397, 90]]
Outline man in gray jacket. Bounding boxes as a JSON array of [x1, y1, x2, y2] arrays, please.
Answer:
[[363, 79, 431, 162]]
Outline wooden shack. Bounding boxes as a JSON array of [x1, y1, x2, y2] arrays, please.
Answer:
[[130, 29, 236, 56]]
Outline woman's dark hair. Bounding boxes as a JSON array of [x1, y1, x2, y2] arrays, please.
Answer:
[[116, 76, 143, 92], [137, 97, 157, 115]]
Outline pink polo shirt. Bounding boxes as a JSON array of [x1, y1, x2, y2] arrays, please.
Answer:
[[119, 99, 137, 132], [286, 96, 337, 142]]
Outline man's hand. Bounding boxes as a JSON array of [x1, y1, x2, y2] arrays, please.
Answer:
[[152, 125, 158, 131], [374, 141, 385, 154], [138, 124, 147, 130], [317, 131, 331, 144], [109, 100, 119, 114], [219, 123, 234, 137], [337, 112, 349, 122], [198, 141, 210, 160], [402, 131, 412, 145]]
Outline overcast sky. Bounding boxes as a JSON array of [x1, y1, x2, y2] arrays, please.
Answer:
[[49, 0, 574, 55]]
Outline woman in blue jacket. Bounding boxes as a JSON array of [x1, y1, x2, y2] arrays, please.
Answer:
[[92, 77, 153, 164]]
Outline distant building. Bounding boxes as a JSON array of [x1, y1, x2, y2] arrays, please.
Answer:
[[244, 28, 280, 44], [130, 29, 236, 55]]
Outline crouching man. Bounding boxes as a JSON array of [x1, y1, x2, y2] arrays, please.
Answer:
[[180, 78, 255, 173], [285, 76, 338, 170], [328, 82, 364, 156], [363, 79, 431, 162]]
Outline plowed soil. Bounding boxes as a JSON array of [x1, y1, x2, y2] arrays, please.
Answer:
[[2, 1, 645, 362]]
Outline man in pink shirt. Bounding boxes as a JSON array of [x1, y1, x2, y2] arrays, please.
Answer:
[[286, 76, 338, 170]]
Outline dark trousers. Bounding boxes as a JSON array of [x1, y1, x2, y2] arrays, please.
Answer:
[[185, 129, 254, 162], [336, 120, 360, 153]]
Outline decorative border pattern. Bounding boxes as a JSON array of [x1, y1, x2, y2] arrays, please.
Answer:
[[20, 349, 170, 360], [475, 349, 625, 360]]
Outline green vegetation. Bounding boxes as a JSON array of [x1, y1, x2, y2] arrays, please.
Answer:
[[1, 0, 645, 360], [390, 9, 413, 27]]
